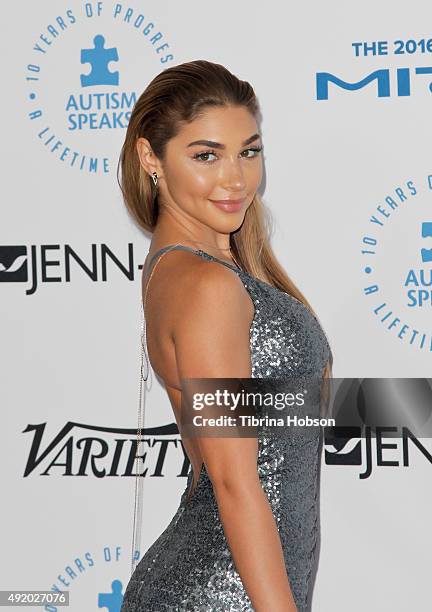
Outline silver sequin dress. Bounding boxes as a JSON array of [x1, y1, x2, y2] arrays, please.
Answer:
[[121, 244, 331, 612]]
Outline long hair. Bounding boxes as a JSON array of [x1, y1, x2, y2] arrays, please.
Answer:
[[117, 59, 333, 383]]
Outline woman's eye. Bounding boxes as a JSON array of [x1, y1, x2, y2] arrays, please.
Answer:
[[193, 151, 217, 163], [193, 146, 263, 164], [241, 146, 263, 158]]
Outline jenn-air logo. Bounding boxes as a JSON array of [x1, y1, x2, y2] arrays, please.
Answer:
[[0, 246, 28, 281], [22, 421, 189, 478], [323, 378, 432, 477], [324, 427, 432, 479], [0, 243, 139, 294]]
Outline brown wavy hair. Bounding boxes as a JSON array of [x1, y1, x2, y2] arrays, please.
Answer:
[[117, 59, 333, 391]]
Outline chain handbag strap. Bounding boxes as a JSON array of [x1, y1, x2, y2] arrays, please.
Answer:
[[130, 299, 151, 576], [129, 245, 181, 577]]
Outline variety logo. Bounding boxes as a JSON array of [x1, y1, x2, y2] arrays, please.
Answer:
[[23, 421, 188, 478], [0, 243, 142, 295], [25, 3, 175, 174]]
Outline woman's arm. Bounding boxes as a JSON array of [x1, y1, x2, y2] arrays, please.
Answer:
[[172, 261, 298, 612]]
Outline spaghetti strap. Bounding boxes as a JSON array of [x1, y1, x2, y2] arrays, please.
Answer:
[[146, 243, 241, 277], [146, 244, 197, 275]]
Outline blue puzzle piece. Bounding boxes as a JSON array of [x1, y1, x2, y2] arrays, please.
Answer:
[[421, 248, 432, 263], [80, 34, 119, 87], [98, 579, 123, 612], [421, 222, 432, 262], [422, 221, 432, 238]]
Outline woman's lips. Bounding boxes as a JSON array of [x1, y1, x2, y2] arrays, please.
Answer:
[[209, 198, 245, 212]]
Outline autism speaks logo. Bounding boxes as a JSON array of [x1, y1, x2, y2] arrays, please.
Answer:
[[25, 2, 175, 175], [360, 175, 432, 353], [45, 546, 131, 611]]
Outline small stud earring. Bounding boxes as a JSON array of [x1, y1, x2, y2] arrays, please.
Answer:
[[151, 172, 158, 187]]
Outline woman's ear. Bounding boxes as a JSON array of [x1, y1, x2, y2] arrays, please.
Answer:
[[136, 137, 161, 178]]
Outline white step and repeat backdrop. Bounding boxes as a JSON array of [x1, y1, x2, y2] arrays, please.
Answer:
[[2, 1, 431, 610]]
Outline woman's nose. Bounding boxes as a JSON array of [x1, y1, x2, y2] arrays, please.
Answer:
[[220, 159, 247, 190]]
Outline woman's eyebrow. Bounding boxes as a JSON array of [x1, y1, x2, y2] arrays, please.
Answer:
[[186, 133, 261, 149]]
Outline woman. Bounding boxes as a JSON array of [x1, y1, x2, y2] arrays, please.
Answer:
[[118, 59, 332, 612]]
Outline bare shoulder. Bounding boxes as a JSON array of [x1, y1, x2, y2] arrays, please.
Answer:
[[174, 257, 254, 325], [171, 257, 255, 379], [143, 247, 205, 302], [144, 248, 252, 318]]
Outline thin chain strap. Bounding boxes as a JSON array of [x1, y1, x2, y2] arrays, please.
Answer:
[[130, 299, 150, 576]]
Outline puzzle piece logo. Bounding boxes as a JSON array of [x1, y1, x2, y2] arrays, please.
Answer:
[[80, 34, 119, 87], [98, 579, 124, 611], [0, 246, 28, 282], [421, 221, 432, 263]]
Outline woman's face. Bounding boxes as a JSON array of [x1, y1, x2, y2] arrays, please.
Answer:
[[140, 105, 263, 236]]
